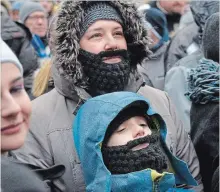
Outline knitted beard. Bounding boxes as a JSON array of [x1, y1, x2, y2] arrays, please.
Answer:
[[78, 49, 131, 96], [101, 132, 168, 174]]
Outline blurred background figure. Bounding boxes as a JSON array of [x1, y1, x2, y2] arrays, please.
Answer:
[[38, 0, 56, 21], [11, 0, 24, 21], [164, 1, 219, 132], [1, 0, 39, 100], [188, 12, 219, 192], [146, 0, 189, 37], [138, 7, 169, 90], [165, 1, 219, 72], [19, 1, 50, 62]]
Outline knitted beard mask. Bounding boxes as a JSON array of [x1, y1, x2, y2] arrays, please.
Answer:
[[78, 49, 131, 97], [101, 131, 168, 174]]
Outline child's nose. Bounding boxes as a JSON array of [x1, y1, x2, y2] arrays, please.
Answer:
[[133, 125, 146, 139]]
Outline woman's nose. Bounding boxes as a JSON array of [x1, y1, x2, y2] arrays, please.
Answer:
[[104, 36, 118, 51], [1, 95, 21, 118]]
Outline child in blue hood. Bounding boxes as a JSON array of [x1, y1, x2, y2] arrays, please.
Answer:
[[73, 92, 198, 192]]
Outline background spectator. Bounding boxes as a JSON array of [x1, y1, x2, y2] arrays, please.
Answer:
[[11, 0, 23, 21], [19, 1, 50, 60], [1, 0, 39, 100], [188, 12, 219, 192], [147, 0, 188, 36], [138, 7, 169, 90], [164, 1, 219, 132]]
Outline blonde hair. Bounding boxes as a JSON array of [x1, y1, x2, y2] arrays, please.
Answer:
[[32, 59, 52, 97]]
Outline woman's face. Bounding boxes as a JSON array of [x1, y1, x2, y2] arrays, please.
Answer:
[[1, 64, 32, 153]]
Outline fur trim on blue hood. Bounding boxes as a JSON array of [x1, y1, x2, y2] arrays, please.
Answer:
[[51, 0, 151, 88], [73, 92, 197, 191]]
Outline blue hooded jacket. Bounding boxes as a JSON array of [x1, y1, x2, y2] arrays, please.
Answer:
[[73, 92, 197, 192]]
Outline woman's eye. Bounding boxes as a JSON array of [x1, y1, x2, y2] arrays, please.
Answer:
[[10, 85, 24, 94], [114, 31, 124, 37], [90, 33, 102, 39]]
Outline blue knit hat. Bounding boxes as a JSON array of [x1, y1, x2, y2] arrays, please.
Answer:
[[144, 8, 169, 42], [12, 1, 24, 11], [79, 2, 123, 38]]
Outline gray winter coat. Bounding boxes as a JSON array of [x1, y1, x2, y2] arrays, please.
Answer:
[[138, 42, 169, 90], [165, 22, 199, 72], [13, 1, 203, 191], [164, 50, 203, 132]]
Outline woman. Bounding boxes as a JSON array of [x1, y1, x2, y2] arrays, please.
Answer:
[[1, 38, 64, 191]]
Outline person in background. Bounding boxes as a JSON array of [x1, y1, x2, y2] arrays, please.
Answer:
[[19, 1, 50, 61], [11, 0, 24, 21], [32, 15, 56, 97], [13, 1, 203, 191], [1, 0, 39, 100], [164, 1, 219, 132], [186, 12, 219, 192], [147, 0, 188, 36], [38, 0, 55, 21], [138, 7, 169, 90], [74, 92, 199, 191], [165, 1, 219, 72]]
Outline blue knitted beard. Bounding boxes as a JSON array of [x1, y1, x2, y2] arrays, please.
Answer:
[[78, 49, 131, 96]]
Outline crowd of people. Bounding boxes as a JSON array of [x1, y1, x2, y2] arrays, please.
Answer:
[[1, 0, 219, 192]]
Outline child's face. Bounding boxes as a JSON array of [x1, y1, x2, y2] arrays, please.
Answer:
[[107, 116, 152, 149]]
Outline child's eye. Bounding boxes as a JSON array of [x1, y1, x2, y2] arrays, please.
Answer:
[[10, 85, 24, 94], [117, 127, 126, 133], [139, 123, 147, 127]]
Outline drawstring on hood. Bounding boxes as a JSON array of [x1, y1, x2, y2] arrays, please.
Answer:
[[185, 58, 219, 104]]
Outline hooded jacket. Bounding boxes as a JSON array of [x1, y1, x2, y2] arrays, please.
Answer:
[[13, 1, 203, 191], [74, 92, 197, 192]]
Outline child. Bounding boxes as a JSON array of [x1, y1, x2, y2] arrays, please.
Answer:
[[73, 91, 198, 191]]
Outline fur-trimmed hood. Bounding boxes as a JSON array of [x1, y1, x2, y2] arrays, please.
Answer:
[[51, 0, 150, 100]]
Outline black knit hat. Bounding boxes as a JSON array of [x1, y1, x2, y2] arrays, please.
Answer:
[[103, 101, 150, 145], [202, 12, 219, 63], [79, 2, 123, 38]]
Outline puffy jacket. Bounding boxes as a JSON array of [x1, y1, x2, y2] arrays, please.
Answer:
[[13, 1, 203, 191]]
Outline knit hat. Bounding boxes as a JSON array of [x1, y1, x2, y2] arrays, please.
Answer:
[[103, 101, 150, 145], [12, 1, 24, 11], [144, 8, 169, 42], [19, 1, 46, 23], [79, 2, 123, 38], [202, 12, 219, 63], [0, 38, 23, 74]]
